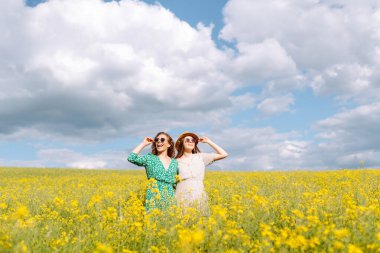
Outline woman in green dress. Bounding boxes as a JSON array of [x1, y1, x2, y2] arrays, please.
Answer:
[[127, 132, 178, 211]]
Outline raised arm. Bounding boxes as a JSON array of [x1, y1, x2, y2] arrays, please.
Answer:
[[131, 137, 154, 155], [199, 137, 228, 161], [127, 137, 154, 166]]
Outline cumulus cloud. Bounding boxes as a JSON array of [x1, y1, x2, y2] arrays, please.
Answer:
[[203, 127, 310, 171], [310, 63, 380, 104], [206, 103, 380, 170], [4, 103, 380, 170], [0, 0, 235, 141], [205, 102, 380, 170], [316, 102, 380, 151], [209, 0, 380, 170], [311, 64, 372, 96], [231, 39, 298, 84], [256, 94, 294, 115], [220, 0, 380, 101], [287, 102, 380, 169]]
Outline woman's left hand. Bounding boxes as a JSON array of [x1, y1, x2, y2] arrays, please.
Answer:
[[199, 137, 210, 143]]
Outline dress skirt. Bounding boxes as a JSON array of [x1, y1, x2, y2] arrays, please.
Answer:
[[145, 179, 176, 211], [175, 178, 209, 215]]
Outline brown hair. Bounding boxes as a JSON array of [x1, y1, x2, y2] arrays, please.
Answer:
[[175, 135, 201, 159], [151, 132, 175, 158]]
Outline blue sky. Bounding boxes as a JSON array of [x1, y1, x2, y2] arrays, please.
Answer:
[[0, 0, 380, 170]]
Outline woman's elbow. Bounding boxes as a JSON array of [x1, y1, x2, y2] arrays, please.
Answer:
[[127, 154, 136, 164]]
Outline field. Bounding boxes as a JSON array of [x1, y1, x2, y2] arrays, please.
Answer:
[[1, 167, 380, 252]]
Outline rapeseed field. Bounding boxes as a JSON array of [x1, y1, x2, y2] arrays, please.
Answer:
[[0, 167, 380, 252]]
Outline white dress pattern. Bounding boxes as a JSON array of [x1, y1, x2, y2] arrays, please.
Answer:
[[175, 153, 217, 214]]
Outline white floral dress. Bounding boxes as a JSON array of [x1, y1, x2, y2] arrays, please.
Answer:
[[175, 153, 217, 214]]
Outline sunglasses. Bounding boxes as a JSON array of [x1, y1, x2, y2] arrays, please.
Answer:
[[184, 137, 196, 143], [154, 137, 166, 143]]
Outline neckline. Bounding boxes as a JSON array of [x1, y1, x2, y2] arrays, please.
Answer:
[[157, 156, 172, 171], [179, 154, 194, 167]]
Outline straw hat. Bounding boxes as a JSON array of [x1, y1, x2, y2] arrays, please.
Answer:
[[175, 132, 199, 150]]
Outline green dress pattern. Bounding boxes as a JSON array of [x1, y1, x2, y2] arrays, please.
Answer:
[[127, 152, 178, 211]]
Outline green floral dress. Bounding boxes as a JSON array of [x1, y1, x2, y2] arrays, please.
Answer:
[[127, 152, 178, 211]]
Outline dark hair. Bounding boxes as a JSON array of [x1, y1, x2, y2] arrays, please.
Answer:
[[151, 132, 175, 158], [175, 135, 200, 159]]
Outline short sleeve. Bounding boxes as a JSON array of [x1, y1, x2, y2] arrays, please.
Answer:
[[127, 152, 148, 167], [200, 153, 218, 166]]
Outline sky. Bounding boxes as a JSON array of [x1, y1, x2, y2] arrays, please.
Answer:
[[1, 0, 380, 171]]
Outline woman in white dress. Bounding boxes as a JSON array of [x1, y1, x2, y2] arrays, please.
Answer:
[[174, 132, 228, 214]]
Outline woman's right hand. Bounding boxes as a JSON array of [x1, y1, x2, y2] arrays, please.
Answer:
[[131, 137, 154, 155], [143, 137, 154, 146]]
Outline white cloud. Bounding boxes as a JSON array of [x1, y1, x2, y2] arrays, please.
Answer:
[[232, 39, 298, 84], [207, 100, 380, 170], [5, 104, 380, 171], [311, 63, 376, 102], [256, 94, 294, 115], [279, 141, 307, 159], [314, 102, 380, 168], [220, 0, 380, 101], [203, 127, 310, 171], [317, 102, 380, 149], [229, 93, 256, 110], [0, 0, 235, 141]]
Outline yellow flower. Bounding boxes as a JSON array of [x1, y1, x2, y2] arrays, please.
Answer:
[[53, 197, 64, 206], [377, 232, 380, 241], [14, 206, 30, 219], [105, 191, 114, 198], [306, 215, 319, 224], [308, 237, 320, 248], [149, 246, 160, 253], [71, 200, 78, 208], [87, 195, 102, 208], [178, 228, 192, 246], [296, 225, 308, 233], [212, 205, 227, 220], [133, 222, 143, 228], [178, 228, 205, 248], [175, 175, 182, 183], [260, 223, 274, 240], [101, 207, 117, 221], [348, 244, 363, 253], [292, 209, 304, 219], [94, 243, 113, 253], [191, 229, 205, 245], [333, 241, 344, 250], [334, 228, 350, 240]]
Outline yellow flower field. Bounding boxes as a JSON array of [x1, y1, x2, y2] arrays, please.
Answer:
[[1, 167, 380, 252]]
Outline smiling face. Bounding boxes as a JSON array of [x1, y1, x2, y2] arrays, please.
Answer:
[[151, 132, 175, 157], [183, 136, 196, 152], [174, 132, 200, 159], [154, 134, 171, 154]]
